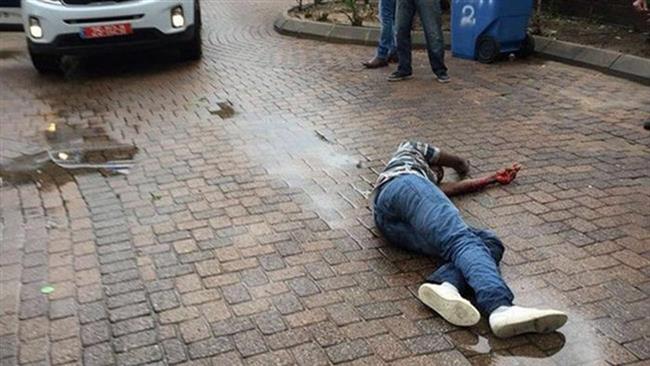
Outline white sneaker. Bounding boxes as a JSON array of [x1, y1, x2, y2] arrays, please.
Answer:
[[489, 305, 568, 338], [417, 283, 480, 327]]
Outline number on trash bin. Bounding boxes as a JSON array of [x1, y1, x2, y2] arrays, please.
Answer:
[[461, 5, 476, 26]]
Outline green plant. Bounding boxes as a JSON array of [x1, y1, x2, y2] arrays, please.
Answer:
[[341, 0, 370, 26], [317, 12, 330, 22]]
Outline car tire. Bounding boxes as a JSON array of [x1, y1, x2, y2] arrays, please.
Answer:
[[180, 3, 202, 61], [30, 52, 62, 74]]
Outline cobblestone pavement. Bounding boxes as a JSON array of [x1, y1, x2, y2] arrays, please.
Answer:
[[1, 1, 650, 365]]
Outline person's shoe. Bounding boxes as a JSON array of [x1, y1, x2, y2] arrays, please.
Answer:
[[435, 71, 450, 83], [387, 71, 413, 82], [388, 52, 399, 64], [644, 120, 650, 130], [489, 305, 568, 338], [418, 283, 481, 327], [362, 57, 389, 69]]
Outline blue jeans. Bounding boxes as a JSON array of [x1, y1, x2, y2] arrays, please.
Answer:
[[396, 0, 447, 75], [373, 174, 514, 315], [376, 0, 397, 59]]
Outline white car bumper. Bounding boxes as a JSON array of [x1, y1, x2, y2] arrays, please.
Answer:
[[23, 0, 195, 45]]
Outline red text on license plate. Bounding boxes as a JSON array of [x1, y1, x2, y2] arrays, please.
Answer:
[[82, 23, 133, 39]]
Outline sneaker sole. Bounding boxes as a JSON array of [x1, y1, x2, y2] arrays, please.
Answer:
[[418, 284, 480, 327], [492, 312, 568, 338], [437, 78, 450, 84], [387, 75, 413, 82]]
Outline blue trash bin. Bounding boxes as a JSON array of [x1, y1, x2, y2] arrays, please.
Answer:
[[451, 0, 535, 63]]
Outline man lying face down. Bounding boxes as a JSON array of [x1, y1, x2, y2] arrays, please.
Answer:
[[372, 141, 567, 338]]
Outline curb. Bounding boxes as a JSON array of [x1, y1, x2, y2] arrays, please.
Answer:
[[274, 9, 650, 84]]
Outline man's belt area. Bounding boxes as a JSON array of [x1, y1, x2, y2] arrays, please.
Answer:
[[375, 165, 429, 189]]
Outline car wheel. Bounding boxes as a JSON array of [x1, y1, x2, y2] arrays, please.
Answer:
[[180, 3, 202, 61], [30, 52, 62, 74], [180, 28, 202, 61]]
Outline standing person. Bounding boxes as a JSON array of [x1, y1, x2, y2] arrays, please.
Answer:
[[363, 0, 398, 69], [388, 0, 449, 82], [372, 141, 568, 338]]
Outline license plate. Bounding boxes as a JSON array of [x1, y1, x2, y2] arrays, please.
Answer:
[[81, 23, 133, 39]]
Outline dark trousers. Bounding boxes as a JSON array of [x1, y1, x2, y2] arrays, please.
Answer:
[[396, 0, 447, 75]]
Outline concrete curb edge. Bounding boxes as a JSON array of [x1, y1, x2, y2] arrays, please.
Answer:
[[274, 8, 650, 84]]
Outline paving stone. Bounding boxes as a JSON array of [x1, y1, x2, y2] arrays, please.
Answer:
[[162, 338, 188, 364], [180, 318, 212, 343], [199, 300, 232, 323], [241, 267, 270, 287], [405, 334, 454, 355], [326, 302, 361, 326], [50, 316, 79, 341], [114, 329, 158, 352], [292, 342, 329, 366], [108, 302, 151, 322], [112, 316, 155, 337], [325, 339, 371, 364], [287, 277, 320, 297], [259, 254, 286, 271], [150, 290, 181, 312], [245, 350, 293, 366], [0, 335, 17, 358], [222, 284, 252, 304], [48, 297, 77, 320], [20, 316, 48, 341], [270, 293, 304, 315], [78, 302, 107, 324], [83, 342, 115, 366], [81, 321, 111, 346], [188, 337, 234, 359], [159, 306, 201, 324], [19, 298, 48, 320], [625, 338, 650, 360], [103, 280, 144, 297], [51, 337, 81, 364], [254, 311, 287, 335], [106, 290, 147, 309], [115, 345, 163, 366], [393, 350, 472, 366], [367, 334, 411, 361], [307, 321, 345, 347], [233, 330, 268, 357]]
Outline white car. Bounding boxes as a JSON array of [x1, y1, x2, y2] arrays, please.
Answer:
[[0, 0, 22, 30], [22, 0, 202, 73]]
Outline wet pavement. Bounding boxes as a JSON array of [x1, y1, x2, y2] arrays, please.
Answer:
[[1, 1, 649, 365]]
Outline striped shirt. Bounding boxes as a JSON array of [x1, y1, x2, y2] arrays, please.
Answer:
[[374, 141, 444, 192]]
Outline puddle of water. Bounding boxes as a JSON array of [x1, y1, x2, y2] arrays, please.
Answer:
[[234, 116, 363, 222], [447, 284, 607, 365], [0, 123, 138, 190]]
